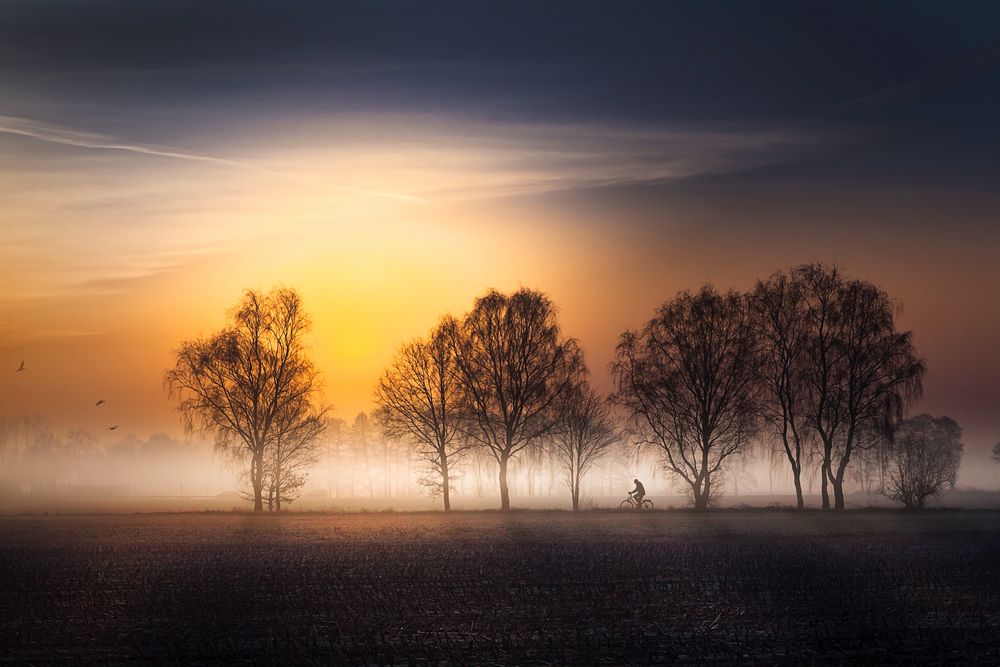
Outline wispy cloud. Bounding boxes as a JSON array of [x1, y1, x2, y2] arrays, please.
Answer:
[[3, 112, 840, 203], [0, 114, 299, 178], [0, 113, 838, 205], [320, 115, 848, 202], [0, 114, 430, 202], [467, 124, 819, 197]]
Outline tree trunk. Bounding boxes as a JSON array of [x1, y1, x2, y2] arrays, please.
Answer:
[[820, 459, 830, 510], [832, 450, 851, 510], [792, 466, 804, 509], [441, 454, 451, 512], [782, 427, 805, 509], [572, 468, 581, 511], [498, 455, 511, 510], [832, 472, 846, 510], [691, 479, 707, 510], [252, 453, 264, 512]]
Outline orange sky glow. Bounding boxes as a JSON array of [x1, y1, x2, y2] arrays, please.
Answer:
[[1, 114, 999, 487]]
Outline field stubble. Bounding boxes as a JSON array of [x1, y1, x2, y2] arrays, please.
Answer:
[[0, 510, 998, 664]]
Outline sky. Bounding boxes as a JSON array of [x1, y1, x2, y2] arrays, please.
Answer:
[[1, 1, 999, 486]]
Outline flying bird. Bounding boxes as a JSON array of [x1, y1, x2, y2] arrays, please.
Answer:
[[15, 361, 25, 372], [95, 400, 106, 407], [108, 425, 119, 431]]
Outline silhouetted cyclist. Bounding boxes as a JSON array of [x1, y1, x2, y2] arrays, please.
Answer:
[[628, 478, 646, 506]]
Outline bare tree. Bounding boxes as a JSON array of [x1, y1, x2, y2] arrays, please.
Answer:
[[449, 288, 583, 510], [796, 264, 925, 509], [883, 414, 963, 508], [795, 264, 845, 509], [164, 287, 321, 512], [551, 381, 619, 510], [612, 286, 759, 509], [992, 442, 1000, 464], [752, 271, 813, 508], [263, 391, 328, 511], [374, 320, 470, 510]]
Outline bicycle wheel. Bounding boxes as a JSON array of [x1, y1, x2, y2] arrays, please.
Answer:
[[619, 499, 634, 511], [641, 499, 655, 510]]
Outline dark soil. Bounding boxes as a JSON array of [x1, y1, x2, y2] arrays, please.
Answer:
[[1, 511, 998, 664]]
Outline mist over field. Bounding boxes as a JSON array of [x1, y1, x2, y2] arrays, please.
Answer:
[[1, 416, 996, 513]]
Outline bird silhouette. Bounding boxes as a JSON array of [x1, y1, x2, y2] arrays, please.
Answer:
[[95, 400, 106, 407], [108, 425, 119, 431], [15, 361, 25, 372]]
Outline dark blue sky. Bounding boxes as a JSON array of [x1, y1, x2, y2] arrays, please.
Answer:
[[2, 1, 998, 198], [3, 2, 998, 128]]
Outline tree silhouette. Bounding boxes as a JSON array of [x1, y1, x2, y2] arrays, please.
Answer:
[[550, 380, 619, 510], [164, 288, 323, 512], [752, 271, 813, 508], [263, 387, 328, 511], [375, 319, 470, 510], [992, 442, 1000, 464], [883, 414, 963, 508], [796, 264, 925, 509], [449, 288, 583, 510], [612, 286, 759, 509]]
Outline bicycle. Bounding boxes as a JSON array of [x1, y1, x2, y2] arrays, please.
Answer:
[[619, 494, 654, 510]]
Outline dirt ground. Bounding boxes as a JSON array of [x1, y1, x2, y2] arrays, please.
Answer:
[[1, 510, 998, 664]]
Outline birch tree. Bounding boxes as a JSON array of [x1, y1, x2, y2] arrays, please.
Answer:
[[450, 289, 583, 510], [165, 288, 322, 512], [374, 319, 469, 510], [612, 286, 759, 509], [551, 381, 619, 510]]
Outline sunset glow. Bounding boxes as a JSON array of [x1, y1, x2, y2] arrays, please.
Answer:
[[2, 2, 999, 489]]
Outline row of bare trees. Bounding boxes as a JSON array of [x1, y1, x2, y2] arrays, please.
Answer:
[[373, 266, 956, 511], [611, 264, 929, 509], [375, 289, 616, 510], [163, 264, 964, 512], [755, 265, 927, 509], [162, 286, 619, 512]]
